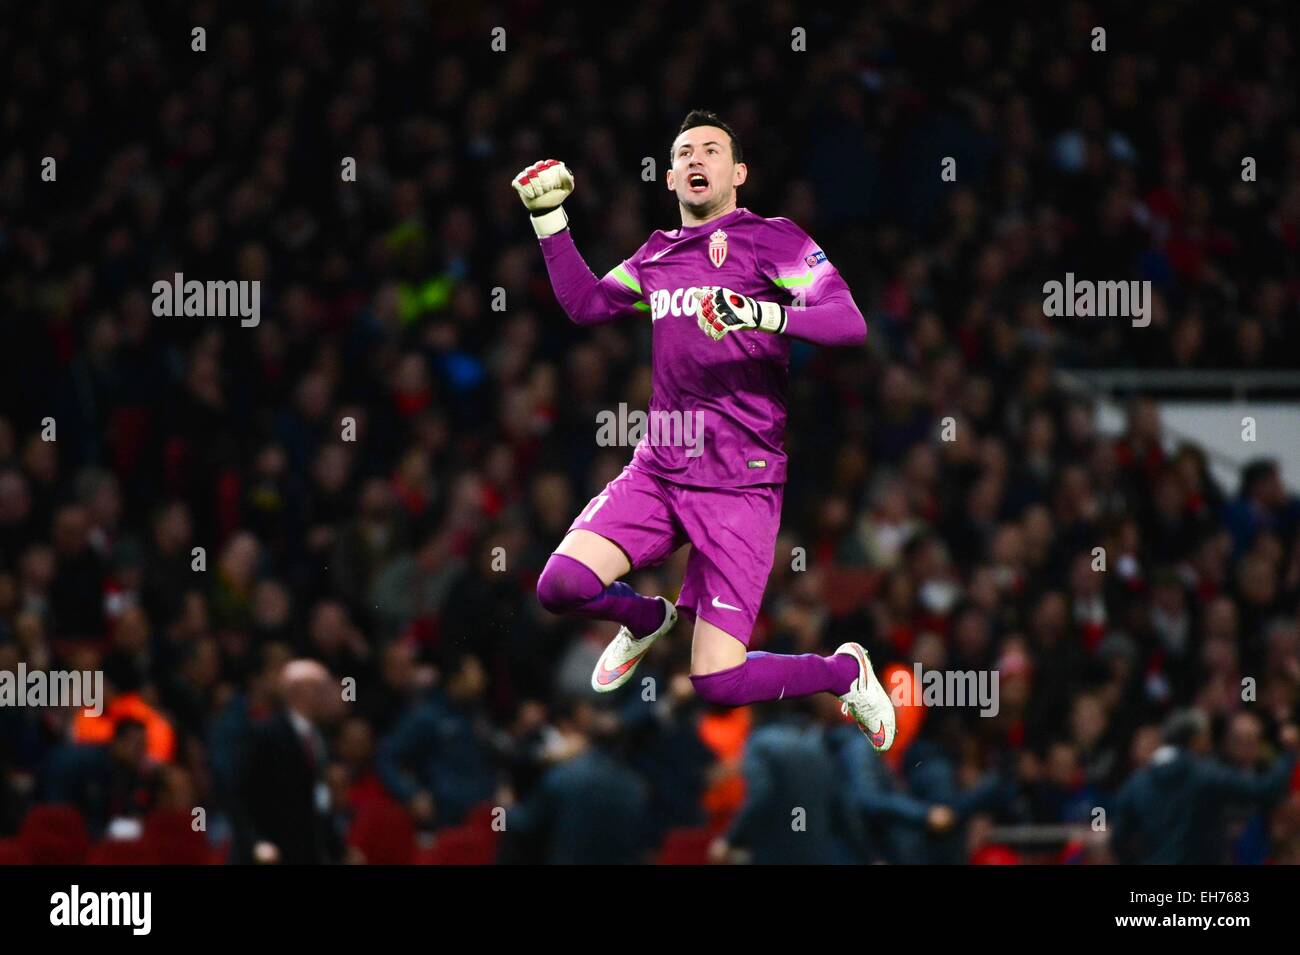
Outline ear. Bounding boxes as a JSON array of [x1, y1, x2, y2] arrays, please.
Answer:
[[666, 168, 676, 191], [733, 162, 748, 187]]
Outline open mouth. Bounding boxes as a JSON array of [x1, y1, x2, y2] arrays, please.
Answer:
[[687, 172, 709, 193]]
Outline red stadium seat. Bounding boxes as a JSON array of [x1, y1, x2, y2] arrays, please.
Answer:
[[0, 838, 31, 865], [348, 798, 416, 865], [971, 844, 1021, 865], [87, 838, 160, 865], [417, 827, 498, 865], [1058, 839, 1088, 865], [19, 805, 91, 865], [143, 809, 219, 865], [461, 801, 498, 830], [415, 800, 502, 865], [655, 826, 715, 865]]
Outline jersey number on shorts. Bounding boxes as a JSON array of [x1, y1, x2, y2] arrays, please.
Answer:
[[581, 495, 610, 523]]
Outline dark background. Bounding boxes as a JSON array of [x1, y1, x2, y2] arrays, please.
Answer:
[[0, 0, 1298, 865]]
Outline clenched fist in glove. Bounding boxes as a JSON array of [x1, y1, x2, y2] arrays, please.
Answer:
[[511, 159, 575, 238], [695, 286, 787, 341]]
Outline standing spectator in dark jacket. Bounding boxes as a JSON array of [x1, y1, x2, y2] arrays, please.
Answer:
[[231, 659, 342, 864], [620, 669, 718, 845], [1222, 711, 1278, 864], [1109, 708, 1298, 864], [903, 716, 1010, 864], [505, 703, 651, 864], [713, 698, 866, 865], [1225, 459, 1300, 557], [832, 716, 956, 864], [39, 718, 158, 837], [376, 654, 498, 829]]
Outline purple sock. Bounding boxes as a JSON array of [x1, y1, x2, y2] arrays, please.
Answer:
[[689, 651, 859, 706], [536, 553, 667, 637]]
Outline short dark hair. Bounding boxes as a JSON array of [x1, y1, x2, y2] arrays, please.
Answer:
[[672, 109, 743, 163], [1240, 458, 1277, 499], [1162, 708, 1209, 748]]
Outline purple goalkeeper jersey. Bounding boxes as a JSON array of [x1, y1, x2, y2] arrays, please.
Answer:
[[540, 206, 865, 488]]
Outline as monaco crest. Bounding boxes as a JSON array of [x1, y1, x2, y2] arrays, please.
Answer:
[[708, 229, 728, 268]]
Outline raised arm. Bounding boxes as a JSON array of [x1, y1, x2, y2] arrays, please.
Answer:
[[540, 230, 650, 326], [512, 158, 648, 326]]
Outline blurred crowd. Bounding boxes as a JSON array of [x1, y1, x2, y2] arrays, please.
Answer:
[[1, 0, 1299, 864]]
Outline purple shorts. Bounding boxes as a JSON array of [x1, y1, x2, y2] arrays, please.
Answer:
[[567, 464, 783, 646]]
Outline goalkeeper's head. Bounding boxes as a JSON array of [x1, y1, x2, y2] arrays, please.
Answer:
[[667, 109, 747, 225]]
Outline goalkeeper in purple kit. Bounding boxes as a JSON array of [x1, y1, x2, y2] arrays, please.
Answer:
[[515, 110, 896, 751]]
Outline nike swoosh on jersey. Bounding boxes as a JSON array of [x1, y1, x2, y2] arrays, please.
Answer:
[[711, 596, 743, 612], [648, 246, 673, 262]]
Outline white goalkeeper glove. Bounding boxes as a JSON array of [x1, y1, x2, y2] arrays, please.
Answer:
[[511, 159, 574, 238], [695, 286, 787, 340]]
